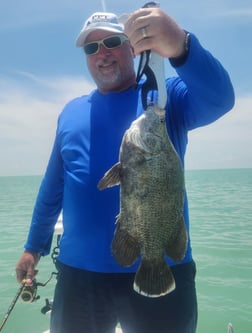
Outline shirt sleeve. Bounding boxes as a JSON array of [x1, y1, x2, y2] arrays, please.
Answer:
[[169, 33, 235, 130], [24, 124, 64, 256]]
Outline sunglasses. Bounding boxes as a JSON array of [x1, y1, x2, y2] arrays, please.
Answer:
[[83, 34, 129, 55]]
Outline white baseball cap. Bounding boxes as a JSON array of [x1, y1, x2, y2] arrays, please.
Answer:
[[76, 12, 124, 47]]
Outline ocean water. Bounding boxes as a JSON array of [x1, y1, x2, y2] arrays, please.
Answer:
[[0, 169, 251, 333]]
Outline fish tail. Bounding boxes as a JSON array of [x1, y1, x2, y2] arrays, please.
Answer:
[[133, 258, 175, 297], [112, 226, 140, 267]]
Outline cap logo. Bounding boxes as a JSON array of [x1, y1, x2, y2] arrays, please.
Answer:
[[86, 14, 116, 27]]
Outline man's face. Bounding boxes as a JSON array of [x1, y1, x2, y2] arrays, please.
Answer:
[[84, 30, 136, 93]]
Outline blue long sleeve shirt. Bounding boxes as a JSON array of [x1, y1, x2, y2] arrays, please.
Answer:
[[25, 34, 234, 272]]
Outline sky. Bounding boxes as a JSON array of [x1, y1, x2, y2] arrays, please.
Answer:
[[0, 0, 252, 176]]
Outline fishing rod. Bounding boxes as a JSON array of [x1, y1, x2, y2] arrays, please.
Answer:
[[0, 273, 57, 332], [0, 281, 26, 332], [101, 0, 107, 12]]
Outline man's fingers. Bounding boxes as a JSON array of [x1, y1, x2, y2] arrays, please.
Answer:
[[16, 268, 27, 283]]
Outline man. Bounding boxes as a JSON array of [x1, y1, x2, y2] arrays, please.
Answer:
[[16, 7, 234, 333]]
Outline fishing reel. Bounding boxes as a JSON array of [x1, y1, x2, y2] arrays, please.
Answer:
[[20, 237, 60, 304], [20, 280, 39, 303], [20, 271, 58, 303]]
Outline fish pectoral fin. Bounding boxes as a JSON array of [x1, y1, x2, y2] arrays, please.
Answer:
[[112, 226, 140, 267], [134, 258, 175, 297], [98, 162, 121, 190], [165, 220, 188, 263]]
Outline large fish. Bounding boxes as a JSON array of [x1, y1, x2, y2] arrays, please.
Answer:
[[98, 102, 187, 297]]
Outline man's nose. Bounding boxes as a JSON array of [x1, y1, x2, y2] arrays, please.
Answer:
[[98, 44, 111, 55]]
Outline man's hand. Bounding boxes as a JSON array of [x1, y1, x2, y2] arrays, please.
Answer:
[[16, 251, 40, 285], [124, 7, 186, 58]]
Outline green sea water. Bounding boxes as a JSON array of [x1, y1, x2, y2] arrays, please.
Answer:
[[0, 169, 251, 333]]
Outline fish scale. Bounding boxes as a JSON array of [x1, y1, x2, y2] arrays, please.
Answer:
[[98, 103, 188, 297]]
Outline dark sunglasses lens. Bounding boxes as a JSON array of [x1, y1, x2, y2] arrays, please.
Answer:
[[84, 42, 99, 55], [103, 36, 122, 49]]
